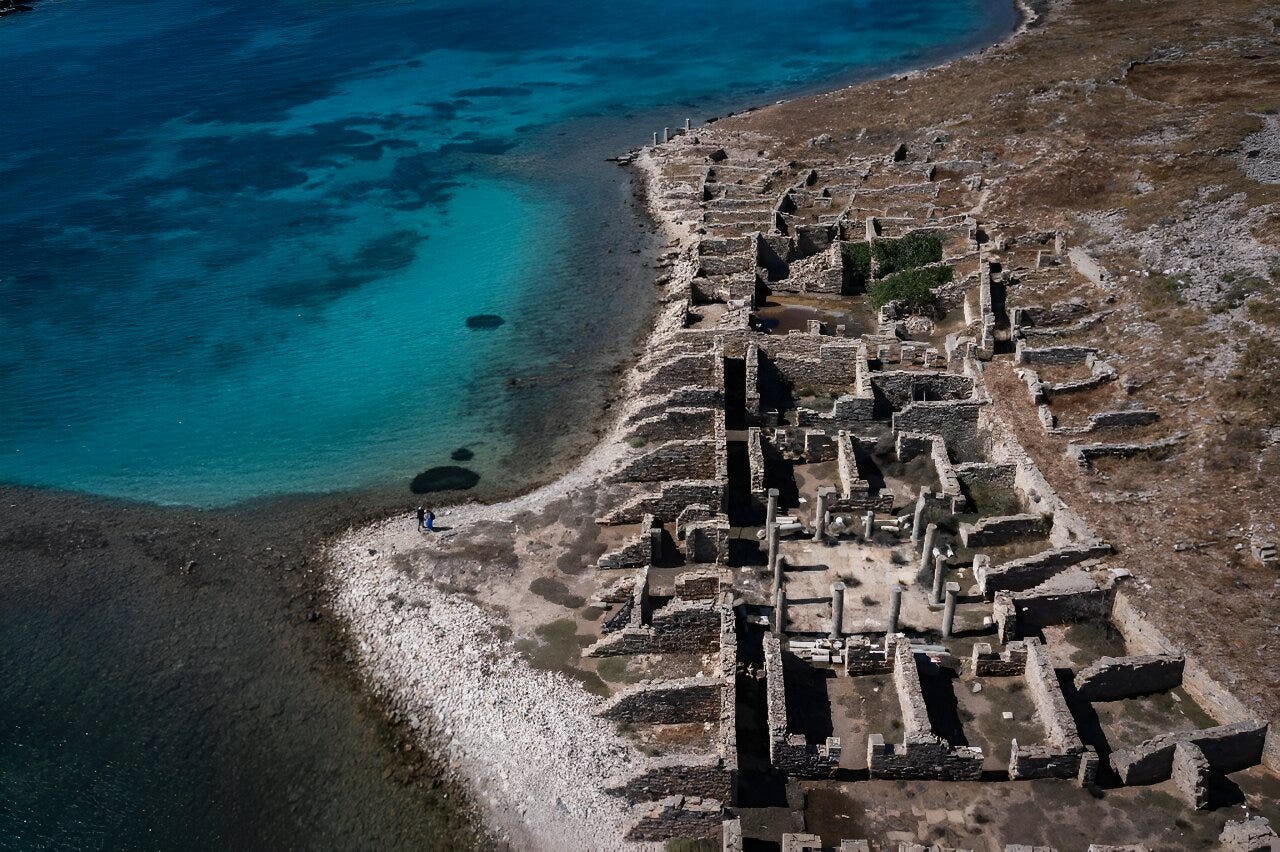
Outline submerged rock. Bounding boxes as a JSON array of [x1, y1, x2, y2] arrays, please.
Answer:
[[449, 447, 474, 462], [410, 465, 480, 493], [464, 314, 504, 330]]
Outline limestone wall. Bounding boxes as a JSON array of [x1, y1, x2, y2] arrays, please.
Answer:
[[891, 400, 982, 461], [763, 634, 841, 778], [628, 406, 716, 443], [1014, 342, 1098, 366], [976, 544, 1109, 596], [1009, 638, 1086, 781], [970, 641, 1028, 676], [606, 753, 733, 804], [600, 677, 723, 725], [601, 480, 724, 524], [1073, 655, 1184, 701], [1109, 719, 1269, 784], [586, 597, 721, 657], [870, 370, 974, 409], [614, 439, 718, 483], [960, 513, 1050, 548], [626, 795, 723, 841]]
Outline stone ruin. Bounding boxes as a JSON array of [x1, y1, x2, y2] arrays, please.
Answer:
[[568, 126, 1279, 847]]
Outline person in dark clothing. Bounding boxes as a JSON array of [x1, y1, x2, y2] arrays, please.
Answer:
[[416, 506, 426, 530]]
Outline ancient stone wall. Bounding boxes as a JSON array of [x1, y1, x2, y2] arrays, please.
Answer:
[[970, 641, 1028, 676], [597, 517, 659, 569], [891, 400, 982, 461], [615, 439, 718, 483], [1010, 637, 1086, 781], [1109, 719, 1268, 784], [844, 636, 894, 675], [600, 677, 723, 725], [1014, 342, 1098, 366], [628, 406, 716, 442], [1073, 655, 1184, 701], [626, 795, 723, 841], [602, 480, 724, 524], [1170, 741, 1209, 809], [605, 754, 733, 804], [960, 513, 1050, 548], [976, 544, 1109, 596], [763, 634, 841, 778], [675, 570, 722, 601], [585, 597, 721, 657], [870, 370, 974, 409]]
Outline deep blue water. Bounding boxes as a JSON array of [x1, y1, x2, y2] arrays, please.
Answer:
[[0, 0, 1018, 506]]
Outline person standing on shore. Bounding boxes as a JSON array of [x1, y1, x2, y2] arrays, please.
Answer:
[[416, 506, 426, 531], [425, 509, 435, 532]]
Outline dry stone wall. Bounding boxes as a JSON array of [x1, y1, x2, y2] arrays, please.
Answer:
[[1073, 654, 1184, 701]]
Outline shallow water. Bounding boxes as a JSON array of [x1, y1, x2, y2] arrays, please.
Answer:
[[0, 0, 1018, 506]]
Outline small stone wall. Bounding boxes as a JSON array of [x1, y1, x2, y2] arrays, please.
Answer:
[[675, 569, 722, 601], [1170, 741, 1209, 809], [1073, 654, 1184, 701], [599, 676, 723, 725], [1014, 342, 1098, 366], [605, 754, 733, 804], [870, 370, 975, 409], [970, 640, 1028, 676], [585, 597, 721, 657], [845, 636, 894, 675], [614, 439, 718, 483], [764, 634, 841, 778], [626, 795, 723, 841], [628, 406, 716, 442], [994, 578, 1109, 639], [1109, 719, 1269, 784], [868, 640, 984, 780], [976, 544, 1110, 595], [960, 513, 1050, 548], [891, 400, 983, 461], [597, 517, 660, 569], [601, 479, 724, 524], [1009, 638, 1086, 781]]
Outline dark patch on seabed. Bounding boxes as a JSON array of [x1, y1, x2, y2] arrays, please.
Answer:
[[451, 446, 475, 461], [411, 465, 481, 493], [0, 485, 486, 849], [466, 313, 506, 329]]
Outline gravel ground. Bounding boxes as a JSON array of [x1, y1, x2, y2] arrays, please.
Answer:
[[328, 517, 653, 850]]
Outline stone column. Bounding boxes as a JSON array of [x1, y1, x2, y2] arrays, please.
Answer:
[[684, 117, 691, 131], [649, 526, 663, 566], [942, 582, 961, 638], [765, 487, 779, 531], [773, 587, 786, 636], [830, 581, 845, 639], [652, 131, 658, 146], [863, 510, 874, 540], [919, 523, 938, 572], [813, 488, 830, 542], [767, 522, 780, 576], [773, 555, 786, 600], [887, 583, 903, 634], [911, 487, 928, 543], [931, 552, 946, 605], [662, 127, 669, 143]]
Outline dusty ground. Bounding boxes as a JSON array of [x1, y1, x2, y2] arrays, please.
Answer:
[[715, 0, 1280, 723]]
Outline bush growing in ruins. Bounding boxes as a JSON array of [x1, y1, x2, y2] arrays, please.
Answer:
[[868, 265, 952, 310], [872, 232, 943, 277], [841, 240, 872, 288]]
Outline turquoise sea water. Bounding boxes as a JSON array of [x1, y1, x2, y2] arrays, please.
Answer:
[[0, 0, 1018, 506]]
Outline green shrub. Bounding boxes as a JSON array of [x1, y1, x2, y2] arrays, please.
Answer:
[[868, 265, 953, 309], [841, 240, 872, 288], [873, 232, 943, 277]]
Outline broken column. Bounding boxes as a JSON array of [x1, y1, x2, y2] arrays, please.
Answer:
[[684, 117, 691, 131], [662, 127, 669, 143], [773, 587, 786, 635], [767, 522, 780, 576], [813, 488, 831, 542], [920, 522, 938, 572], [766, 488, 779, 531], [773, 556, 786, 601], [931, 553, 946, 605], [887, 583, 903, 634], [830, 582, 845, 639], [911, 487, 928, 543], [651, 131, 658, 146], [942, 582, 960, 638], [863, 510, 874, 540]]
